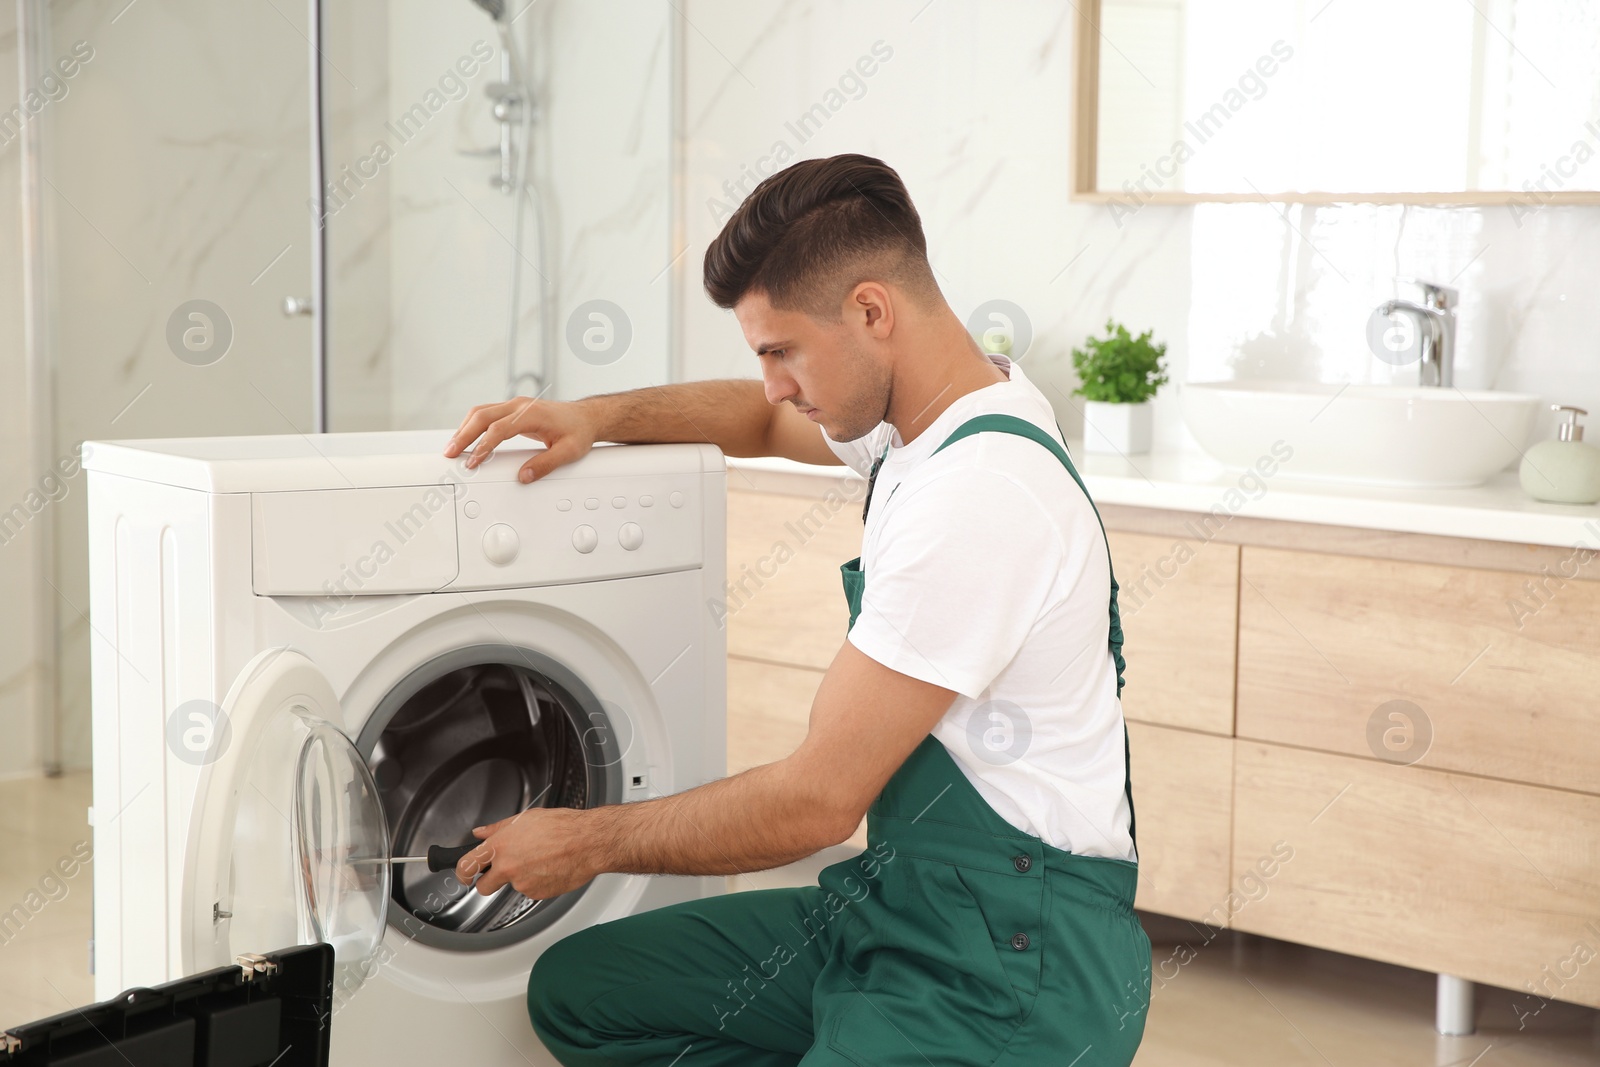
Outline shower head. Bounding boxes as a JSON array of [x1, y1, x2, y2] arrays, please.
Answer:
[[469, 0, 506, 20]]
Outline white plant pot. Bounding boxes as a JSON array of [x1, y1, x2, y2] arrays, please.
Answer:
[[1083, 400, 1154, 455]]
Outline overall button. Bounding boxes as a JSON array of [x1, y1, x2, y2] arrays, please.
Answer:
[[482, 523, 519, 566], [584, 497, 600, 510], [618, 522, 643, 551], [556, 499, 573, 512], [611, 496, 626, 508], [669, 491, 685, 508], [639, 495, 654, 507], [462, 499, 480, 519], [1012, 854, 1032, 873], [571, 525, 598, 553], [1009, 932, 1030, 952]]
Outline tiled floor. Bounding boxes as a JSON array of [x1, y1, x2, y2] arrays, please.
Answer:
[[1126, 913, 1600, 1066], [3, 776, 1596, 1064], [0, 772, 95, 1027], [738, 852, 1600, 1066]]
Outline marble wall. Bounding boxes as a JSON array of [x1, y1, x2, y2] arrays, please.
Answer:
[[330, 0, 676, 431], [35, 0, 315, 773], [5, 0, 1597, 775], [0, 0, 675, 774], [0, 5, 41, 779], [676, 0, 1600, 452]]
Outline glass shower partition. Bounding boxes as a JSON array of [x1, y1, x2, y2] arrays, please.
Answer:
[[11, 0, 681, 777], [318, 0, 681, 432]]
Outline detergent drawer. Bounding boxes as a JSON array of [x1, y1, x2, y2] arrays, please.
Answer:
[[251, 484, 460, 595]]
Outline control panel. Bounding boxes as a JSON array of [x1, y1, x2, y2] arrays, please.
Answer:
[[446, 472, 705, 590]]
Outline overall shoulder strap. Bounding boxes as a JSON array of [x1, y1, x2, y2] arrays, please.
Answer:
[[930, 414, 1127, 697], [931, 413, 1069, 464], [932, 413, 1138, 855]]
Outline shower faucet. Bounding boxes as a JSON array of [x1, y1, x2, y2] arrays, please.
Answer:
[[1375, 280, 1458, 388], [467, 0, 533, 195], [486, 81, 529, 194]]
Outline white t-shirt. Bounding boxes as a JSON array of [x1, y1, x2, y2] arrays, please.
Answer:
[[822, 353, 1136, 863]]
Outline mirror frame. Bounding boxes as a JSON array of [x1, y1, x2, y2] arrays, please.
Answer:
[[1071, 0, 1600, 206]]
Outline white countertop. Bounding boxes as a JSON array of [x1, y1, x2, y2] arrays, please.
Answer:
[[728, 444, 1600, 551]]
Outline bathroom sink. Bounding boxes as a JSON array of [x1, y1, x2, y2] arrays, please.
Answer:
[[1181, 380, 1540, 488]]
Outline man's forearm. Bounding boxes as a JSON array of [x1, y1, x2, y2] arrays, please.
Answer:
[[576, 379, 772, 457], [582, 758, 853, 877]]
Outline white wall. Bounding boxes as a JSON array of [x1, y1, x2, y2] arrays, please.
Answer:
[[0, 0, 675, 775], [321, 0, 676, 430], [0, 1, 314, 775], [677, 1, 1600, 453], [373, 1, 676, 428], [43, 1, 315, 773], [0, 5, 43, 779], [6, 0, 1596, 775]]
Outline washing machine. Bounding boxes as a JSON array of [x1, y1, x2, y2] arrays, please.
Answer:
[[84, 429, 727, 1062]]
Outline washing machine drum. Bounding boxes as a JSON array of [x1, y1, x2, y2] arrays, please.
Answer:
[[361, 647, 621, 951]]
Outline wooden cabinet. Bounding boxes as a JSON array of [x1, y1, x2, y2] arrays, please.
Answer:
[[725, 490, 859, 670], [1127, 722, 1233, 922], [726, 657, 819, 777], [726, 656, 867, 849], [726, 488, 866, 847], [1232, 741, 1600, 1007], [1106, 531, 1238, 736], [1237, 546, 1600, 794], [726, 486, 1600, 1008]]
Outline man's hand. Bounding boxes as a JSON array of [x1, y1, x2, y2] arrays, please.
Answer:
[[443, 396, 598, 484], [456, 806, 603, 898]]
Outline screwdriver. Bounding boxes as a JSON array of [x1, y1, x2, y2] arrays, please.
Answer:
[[349, 844, 483, 873]]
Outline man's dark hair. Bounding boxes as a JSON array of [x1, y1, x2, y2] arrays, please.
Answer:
[[703, 153, 940, 319]]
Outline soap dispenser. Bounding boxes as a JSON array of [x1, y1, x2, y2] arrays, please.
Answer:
[[1519, 405, 1600, 505]]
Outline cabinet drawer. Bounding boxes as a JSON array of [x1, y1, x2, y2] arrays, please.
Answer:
[[727, 656, 818, 775], [1106, 530, 1238, 735], [727, 490, 860, 670], [727, 656, 866, 848], [1128, 722, 1234, 922], [1231, 741, 1600, 1008], [1237, 546, 1600, 794]]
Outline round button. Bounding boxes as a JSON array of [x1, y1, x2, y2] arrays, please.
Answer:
[[640, 495, 654, 507], [618, 522, 643, 551], [584, 497, 600, 511], [482, 523, 519, 566], [1010, 932, 1030, 952], [1012, 854, 1032, 873], [462, 499, 480, 519], [669, 491, 685, 508], [571, 525, 598, 553], [556, 499, 573, 512], [612, 495, 627, 509]]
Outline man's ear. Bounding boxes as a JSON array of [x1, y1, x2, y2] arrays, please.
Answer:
[[846, 281, 894, 338]]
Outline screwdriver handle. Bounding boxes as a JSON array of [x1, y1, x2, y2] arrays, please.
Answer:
[[427, 844, 481, 873]]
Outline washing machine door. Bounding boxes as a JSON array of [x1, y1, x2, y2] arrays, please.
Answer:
[[184, 648, 391, 979]]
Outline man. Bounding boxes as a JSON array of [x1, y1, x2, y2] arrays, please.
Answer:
[[442, 153, 1151, 1065]]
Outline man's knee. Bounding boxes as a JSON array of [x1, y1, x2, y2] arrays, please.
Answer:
[[527, 923, 608, 1042]]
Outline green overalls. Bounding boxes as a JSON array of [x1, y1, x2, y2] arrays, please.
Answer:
[[528, 414, 1151, 1066]]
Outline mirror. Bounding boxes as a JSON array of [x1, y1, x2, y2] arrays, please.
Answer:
[[1074, 0, 1600, 207]]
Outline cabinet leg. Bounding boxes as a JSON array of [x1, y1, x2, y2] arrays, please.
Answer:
[[1436, 973, 1475, 1036]]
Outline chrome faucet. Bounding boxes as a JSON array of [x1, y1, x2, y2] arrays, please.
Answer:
[[1376, 280, 1458, 387]]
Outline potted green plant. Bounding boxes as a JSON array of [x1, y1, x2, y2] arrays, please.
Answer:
[[1071, 319, 1169, 455]]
